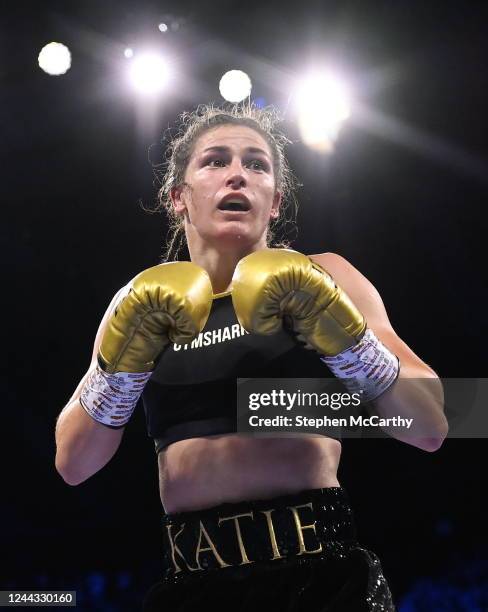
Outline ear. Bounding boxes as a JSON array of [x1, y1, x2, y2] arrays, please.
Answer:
[[170, 185, 187, 216], [270, 190, 282, 219]]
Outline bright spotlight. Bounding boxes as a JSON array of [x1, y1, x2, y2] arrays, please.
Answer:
[[158, 23, 168, 32], [219, 70, 252, 103], [128, 53, 170, 95], [295, 71, 351, 152], [124, 47, 134, 59], [38, 42, 71, 76]]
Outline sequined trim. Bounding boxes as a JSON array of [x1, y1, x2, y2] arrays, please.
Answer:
[[161, 488, 356, 583], [155, 488, 396, 610]]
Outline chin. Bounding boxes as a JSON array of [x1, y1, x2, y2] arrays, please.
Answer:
[[217, 232, 253, 246], [213, 222, 254, 242], [198, 220, 267, 250], [210, 230, 258, 252]]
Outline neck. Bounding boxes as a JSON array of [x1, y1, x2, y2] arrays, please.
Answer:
[[186, 233, 268, 294]]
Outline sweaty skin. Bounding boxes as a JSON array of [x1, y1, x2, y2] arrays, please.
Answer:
[[159, 434, 341, 513], [56, 124, 445, 509], [165, 130, 342, 513], [158, 252, 346, 514]]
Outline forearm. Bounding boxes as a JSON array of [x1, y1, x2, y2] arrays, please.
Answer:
[[55, 398, 124, 485], [372, 365, 448, 451]]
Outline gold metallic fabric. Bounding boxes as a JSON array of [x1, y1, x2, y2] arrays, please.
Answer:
[[232, 249, 366, 356], [99, 262, 213, 373]]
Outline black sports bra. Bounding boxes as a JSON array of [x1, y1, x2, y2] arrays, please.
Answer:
[[143, 292, 336, 453]]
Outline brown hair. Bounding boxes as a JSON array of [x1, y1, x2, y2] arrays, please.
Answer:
[[152, 102, 300, 261]]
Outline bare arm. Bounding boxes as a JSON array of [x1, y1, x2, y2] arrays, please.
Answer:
[[55, 286, 129, 485], [310, 253, 448, 452]]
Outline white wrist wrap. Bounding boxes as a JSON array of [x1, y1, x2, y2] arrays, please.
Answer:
[[80, 365, 152, 427], [321, 328, 400, 402]]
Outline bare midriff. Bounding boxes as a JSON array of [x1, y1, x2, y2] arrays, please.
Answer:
[[158, 434, 341, 514]]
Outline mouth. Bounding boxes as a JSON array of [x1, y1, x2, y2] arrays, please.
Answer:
[[217, 195, 251, 213]]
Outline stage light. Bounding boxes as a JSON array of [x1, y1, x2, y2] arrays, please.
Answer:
[[124, 47, 134, 59], [38, 42, 71, 76], [128, 52, 171, 95], [158, 23, 168, 33], [295, 71, 351, 152], [219, 70, 252, 103]]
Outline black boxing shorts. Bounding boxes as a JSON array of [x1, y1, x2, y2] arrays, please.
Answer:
[[142, 487, 395, 611]]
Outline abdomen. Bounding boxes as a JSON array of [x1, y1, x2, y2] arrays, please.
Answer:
[[159, 434, 341, 513]]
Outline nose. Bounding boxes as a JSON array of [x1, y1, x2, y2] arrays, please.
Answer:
[[225, 160, 247, 189]]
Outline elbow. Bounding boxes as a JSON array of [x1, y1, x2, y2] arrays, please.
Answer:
[[415, 420, 449, 453], [417, 437, 445, 452], [61, 474, 86, 486], [55, 456, 87, 486]]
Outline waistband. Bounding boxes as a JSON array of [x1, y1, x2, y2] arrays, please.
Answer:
[[161, 487, 357, 585]]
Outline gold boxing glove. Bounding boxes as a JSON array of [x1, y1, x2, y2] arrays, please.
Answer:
[[99, 262, 213, 373], [80, 262, 213, 427], [231, 249, 366, 357]]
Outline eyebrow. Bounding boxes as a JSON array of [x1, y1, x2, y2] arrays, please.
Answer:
[[201, 145, 270, 157]]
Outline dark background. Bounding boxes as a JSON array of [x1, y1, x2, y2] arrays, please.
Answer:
[[3, 1, 487, 610]]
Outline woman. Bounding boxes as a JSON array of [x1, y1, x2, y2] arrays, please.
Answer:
[[55, 105, 448, 611]]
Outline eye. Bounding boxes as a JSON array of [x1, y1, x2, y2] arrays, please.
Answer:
[[207, 158, 226, 168], [247, 159, 268, 171]]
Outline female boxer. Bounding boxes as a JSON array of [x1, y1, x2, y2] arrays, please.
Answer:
[[55, 105, 447, 611]]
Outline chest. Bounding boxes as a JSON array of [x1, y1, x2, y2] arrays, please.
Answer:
[[150, 295, 333, 385]]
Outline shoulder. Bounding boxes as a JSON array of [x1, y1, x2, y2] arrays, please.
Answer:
[[308, 251, 439, 375], [308, 252, 378, 299], [308, 252, 352, 276], [308, 251, 391, 331]]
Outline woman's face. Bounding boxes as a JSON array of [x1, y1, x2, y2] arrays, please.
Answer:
[[171, 124, 281, 248]]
